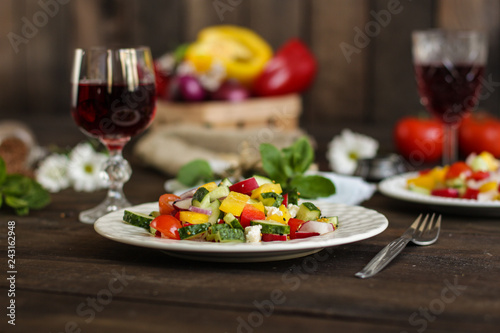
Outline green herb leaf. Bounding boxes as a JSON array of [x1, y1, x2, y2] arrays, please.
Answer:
[[259, 143, 287, 184], [289, 175, 336, 199], [177, 159, 214, 187], [2, 174, 31, 196], [283, 137, 314, 176], [5, 195, 29, 209], [22, 179, 51, 209], [0, 157, 6, 186]]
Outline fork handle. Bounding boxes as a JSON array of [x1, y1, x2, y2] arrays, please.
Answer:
[[355, 237, 411, 279]]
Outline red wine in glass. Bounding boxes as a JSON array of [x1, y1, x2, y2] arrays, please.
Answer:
[[71, 47, 156, 223], [72, 82, 156, 141], [415, 64, 484, 124]]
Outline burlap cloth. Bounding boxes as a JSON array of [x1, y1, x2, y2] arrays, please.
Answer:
[[134, 124, 308, 177]]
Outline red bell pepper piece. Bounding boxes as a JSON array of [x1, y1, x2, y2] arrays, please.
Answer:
[[462, 188, 480, 200], [431, 188, 459, 198], [445, 162, 472, 180], [261, 233, 287, 242], [253, 38, 317, 97], [469, 171, 489, 181], [240, 204, 266, 228], [291, 231, 320, 239]]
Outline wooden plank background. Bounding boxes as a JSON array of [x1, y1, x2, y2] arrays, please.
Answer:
[[1, 0, 499, 135]]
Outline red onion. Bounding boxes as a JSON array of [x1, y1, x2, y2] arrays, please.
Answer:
[[189, 206, 212, 215], [179, 188, 197, 199]]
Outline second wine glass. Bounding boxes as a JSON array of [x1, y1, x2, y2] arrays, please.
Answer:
[[71, 47, 156, 223], [412, 29, 488, 165]]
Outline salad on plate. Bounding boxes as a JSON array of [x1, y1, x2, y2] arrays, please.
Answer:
[[123, 175, 338, 243]]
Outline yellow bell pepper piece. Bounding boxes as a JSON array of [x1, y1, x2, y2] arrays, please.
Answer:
[[200, 182, 218, 192], [251, 183, 283, 199], [479, 181, 497, 193], [407, 174, 436, 191], [219, 191, 250, 216], [179, 211, 209, 224], [266, 205, 291, 224], [478, 151, 499, 171], [248, 200, 265, 213], [185, 25, 272, 85], [428, 166, 449, 184]]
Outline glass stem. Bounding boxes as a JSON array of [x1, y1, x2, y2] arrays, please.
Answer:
[[442, 123, 458, 165], [102, 142, 132, 210]]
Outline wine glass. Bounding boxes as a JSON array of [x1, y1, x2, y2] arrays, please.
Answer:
[[412, 29, 488, 165], [71, 47, 156, 223]]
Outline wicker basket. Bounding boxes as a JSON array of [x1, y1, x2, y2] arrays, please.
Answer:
[[154, 94, 301, 130]]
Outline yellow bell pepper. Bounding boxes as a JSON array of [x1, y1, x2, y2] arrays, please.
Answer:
[[407, 173, 436, 191], [266, 205, 291, 224], [179, 211, 209, 224], [251, 183, 282, 199], [185, 25, 272, 85], [479, 181, 497, 193], [219, 191, 250, 216], [200, 182, 218, 192]]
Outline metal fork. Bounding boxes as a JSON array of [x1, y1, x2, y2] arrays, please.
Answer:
[[355, 213, 441, 279]]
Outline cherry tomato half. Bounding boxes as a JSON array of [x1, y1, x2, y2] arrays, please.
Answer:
[[288, 218, 306, 238], [159, 193, 181, 215], [150, 215, 182, 240]]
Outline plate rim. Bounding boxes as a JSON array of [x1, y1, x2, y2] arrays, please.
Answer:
[[94, 201, 389, 256], [379, 171, 500, 208]]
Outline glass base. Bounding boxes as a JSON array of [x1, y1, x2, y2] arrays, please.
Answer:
[[79, 196, 132, 224]]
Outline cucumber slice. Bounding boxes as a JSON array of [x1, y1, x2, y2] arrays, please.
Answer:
[[260, 192, 283, 207], [250, 220, 290, 235], [253, 175, 272, 186], [317, 216, 339, 228], [206, 223, 230, 241], [219, 178, 233, 187], [149, 211, 161, 218], [207, 200, 221, 225], [223, 213, 237, 224], [192, 187, 210, 208], [214, 228, 245, 243], [210, 186, 230, 201], [296, 202, 321, 221], [123, 210, 154, 230], [178, 223, 210, 240]]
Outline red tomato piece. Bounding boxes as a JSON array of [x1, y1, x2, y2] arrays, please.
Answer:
[[431, 188, 459, 198], [445, 162, 472, 180], [288, 218, 306, 238], [291, 231, 320, 239], [462, 188, 480, 200], [159, 193, 181, 215], [261, 234, 287, 242], [150, 215, 182, 240], [240, 204, 266, 228], [229, 177, 259, 194], [469, 171, 489, 181]]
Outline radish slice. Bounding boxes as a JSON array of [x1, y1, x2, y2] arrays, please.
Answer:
[[298, 221, 334, 235], [179, 188, 197, 199], [189, 206, 212, 215], [261, 233, 287, 242], [173, 198, 192, 211], [291, 231, 320, 239], [229, 177, 259, 194]]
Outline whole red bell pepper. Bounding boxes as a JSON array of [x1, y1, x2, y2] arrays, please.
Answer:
[[253, 38, 317, 97]]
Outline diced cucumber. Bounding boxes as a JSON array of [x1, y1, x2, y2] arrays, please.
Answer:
[[296, 202, 321, 221], [250, 220, 290, 235], [223, 213, 237, 224], [206, 223, 230, 241], [192, 187, 210, 208], [287, 189, 299, 205], [260, 192, 283, 207], [178, 223, 210, 240], [150, 225, 158, 235], [253, 175, 272, 186], [210, 185, 230, 201], [230, 219, 244, 231], [123, 210, 154, 230], [149, 211, 161, 218], [408, 184, 431, 196], [317, 216, 339, 228], [219, 178, 233, 187], [207, 200, 221, 225], [214, 228, 245, 243]]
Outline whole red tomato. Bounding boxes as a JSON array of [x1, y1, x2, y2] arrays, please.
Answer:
[[458, 112, 500, 158], [394, 117, 443, 163]]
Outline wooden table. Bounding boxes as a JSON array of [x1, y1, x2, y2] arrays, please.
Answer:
[[1, 121, 500, 333]]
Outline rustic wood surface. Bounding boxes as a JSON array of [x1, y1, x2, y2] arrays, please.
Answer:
[[1, 118, 499, 333]]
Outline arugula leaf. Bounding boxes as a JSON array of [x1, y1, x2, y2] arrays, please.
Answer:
[[177, 159, 214, 187], [289, 175, 336, 199]]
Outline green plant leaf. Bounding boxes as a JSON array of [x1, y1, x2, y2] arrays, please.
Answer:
[[177, 159, 214, 187], [289, 175, 336, 199], [5, 195, 29, 209], [259, 143, 287, 184], [288, 137, 314, 174], [2, 174, 31, 196], [0, 157, 6, 186], [22, 179, 51, 209], [15, 206, 29, 216]]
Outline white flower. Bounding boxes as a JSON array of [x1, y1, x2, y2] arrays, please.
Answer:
[[35, 153, 70, 193], [67, 142, 108, 192], [327, 129, 379, 175]]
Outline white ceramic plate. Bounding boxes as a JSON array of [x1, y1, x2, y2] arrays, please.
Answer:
[[165, 171, 377, 206], [94, 202, 388, 262], [379, 172, 500, 216]]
